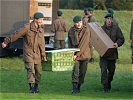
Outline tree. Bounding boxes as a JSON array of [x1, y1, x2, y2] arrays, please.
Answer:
[[94, 0, 106, 10], [59, 0, 133, 10]]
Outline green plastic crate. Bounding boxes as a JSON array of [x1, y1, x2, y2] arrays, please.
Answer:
[[42, 48, 79, 71]]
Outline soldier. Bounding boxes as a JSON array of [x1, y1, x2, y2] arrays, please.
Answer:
[[130, 20, 133, 64], [51, 10, 69, 49], [82, 7, 96, 25], [82, 8, 89, 26], [68, 16, 91, 94], [100, 13, 125, 93], [107, 8, 118, 26], [82, 7, 96, 63], [1, 12, 47, 93], [87, 7, 96, 23]]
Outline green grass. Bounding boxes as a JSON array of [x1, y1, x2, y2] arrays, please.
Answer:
[[0, 10, 133, 100], [0, 63, 132, 100]]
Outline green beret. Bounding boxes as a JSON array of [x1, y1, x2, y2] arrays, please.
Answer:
[[107, 8, 114, 15], [57, 10, 62, 16], [104, 13, 113, 18], [87, 7, 94, 11], [73, 16, 82, 23], [34, 12, 44, 19]]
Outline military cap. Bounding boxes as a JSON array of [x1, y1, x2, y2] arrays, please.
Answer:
[[104, 13, 113, 18], [107, 8, 114, 15], [73, 16, 82, 23], [57, 10, 63, 16], [34, 12, 44, 19], [87, 7, 94, 11]]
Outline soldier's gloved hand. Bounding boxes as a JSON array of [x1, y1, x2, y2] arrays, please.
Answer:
[[43, 56, 47, 62], [113, 43, 118, 48]]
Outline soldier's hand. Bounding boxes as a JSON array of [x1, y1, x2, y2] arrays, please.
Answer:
[[43, 56, 47, 62], [2, 42, 7, 48], [73, 55, 77, 61], [113, 43, 118, 48]]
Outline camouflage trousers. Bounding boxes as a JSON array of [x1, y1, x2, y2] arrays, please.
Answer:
[[25, 62, 41, 84]]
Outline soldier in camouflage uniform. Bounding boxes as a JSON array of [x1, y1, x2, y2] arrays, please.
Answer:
[[2, 12, 47, 93]]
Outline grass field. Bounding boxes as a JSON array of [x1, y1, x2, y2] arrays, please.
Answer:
[[0, 61, 132, 100], [0, 10, 133, 100]]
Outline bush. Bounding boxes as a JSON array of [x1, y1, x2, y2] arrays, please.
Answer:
[[121, 2, 133, 11], [59, 0, 133, 10]]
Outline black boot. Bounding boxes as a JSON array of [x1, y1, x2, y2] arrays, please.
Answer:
[[103, 84, 109, 93], [34, 83, 39, 93], [71, 82, 80, 94], [29, 83, 35, 93], [77, 84, 81, 92], [108, 83, 111, 91]]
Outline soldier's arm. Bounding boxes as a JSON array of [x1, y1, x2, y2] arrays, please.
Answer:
[[116, 27, 125, 47], [51, 21, 56, 33], [39, 32, 47, 61], [130, 20, 133, 42], [3, 25, 27, 45], [68, 28, 74, 48], [91, 16, 96, 22], [68, 36, 73, 48], [76, 28, 91, 57], [63, 21, 69, 32]]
